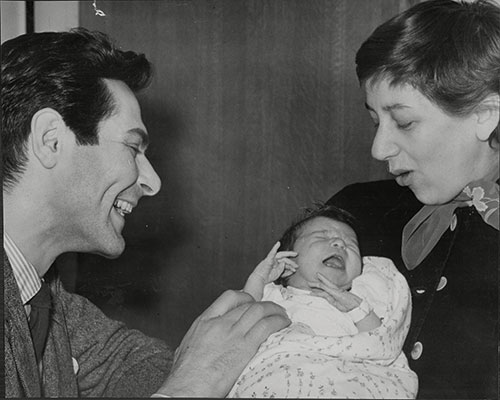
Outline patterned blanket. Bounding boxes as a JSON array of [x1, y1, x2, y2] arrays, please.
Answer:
[[228, 256, 418, 398]]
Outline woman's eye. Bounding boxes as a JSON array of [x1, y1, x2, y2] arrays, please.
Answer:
[[397, 121, 414, 130]]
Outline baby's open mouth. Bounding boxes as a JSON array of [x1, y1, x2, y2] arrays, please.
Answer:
[[323, 254, 345, 269]]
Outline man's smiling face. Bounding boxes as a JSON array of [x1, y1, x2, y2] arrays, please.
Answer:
[[58, 79, 161, 258]]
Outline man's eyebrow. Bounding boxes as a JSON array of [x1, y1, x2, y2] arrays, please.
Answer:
[[127, 128, 150, 148], [364, 102, 410, 112]]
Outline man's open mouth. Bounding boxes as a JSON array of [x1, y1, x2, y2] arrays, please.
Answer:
[[113, 199, 134, 217]]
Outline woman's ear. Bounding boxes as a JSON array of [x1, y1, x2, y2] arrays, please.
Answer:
[[30, 108, 66, 168], [475, 93, 500, 142]]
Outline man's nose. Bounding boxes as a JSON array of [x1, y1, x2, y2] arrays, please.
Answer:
[[371, 124, 399, 161], [137, 155, 161, 196]]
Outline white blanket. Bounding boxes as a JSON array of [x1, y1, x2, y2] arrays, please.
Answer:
[[228, 256, 418, 398]]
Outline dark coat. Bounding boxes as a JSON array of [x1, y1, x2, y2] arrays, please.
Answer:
[[327, 180, 498, 399], [4, 255, 173, 397]]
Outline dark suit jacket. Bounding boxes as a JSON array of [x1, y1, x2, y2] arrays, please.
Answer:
[[327, 180, 498, 399], [4, 255, 173, 397]]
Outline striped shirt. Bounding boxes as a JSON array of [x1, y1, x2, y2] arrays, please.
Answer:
[[4, 232, 42, 315]]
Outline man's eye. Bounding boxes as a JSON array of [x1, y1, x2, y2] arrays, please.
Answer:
[[127, 144, 140, 155]]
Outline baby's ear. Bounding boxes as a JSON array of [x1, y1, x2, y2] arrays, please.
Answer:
[[475, 93, 499, 142]]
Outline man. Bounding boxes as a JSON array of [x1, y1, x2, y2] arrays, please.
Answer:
[[2, 28, 290, 397]]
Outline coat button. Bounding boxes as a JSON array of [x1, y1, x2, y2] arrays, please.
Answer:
[[436, 276, 447, 291], [450, 214, 457, 231], [72, 357, 79, 374], [411, 341, 423, 360], [414, 287, 426, 295]]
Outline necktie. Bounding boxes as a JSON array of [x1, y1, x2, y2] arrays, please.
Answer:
[[402, 180, 499, 270], [28, 280, 51, 363]]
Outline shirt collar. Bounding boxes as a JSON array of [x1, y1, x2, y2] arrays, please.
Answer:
[[4, 232, 42, 305]]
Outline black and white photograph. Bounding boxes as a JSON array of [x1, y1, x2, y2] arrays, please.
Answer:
[[2, 0, 499, 398]]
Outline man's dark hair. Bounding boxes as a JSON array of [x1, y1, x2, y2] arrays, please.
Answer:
[[1, 28, 153, 189], [356, 0, 500, 146]]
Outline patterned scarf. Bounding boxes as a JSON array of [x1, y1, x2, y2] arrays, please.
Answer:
[[402, 180, 499, 270]]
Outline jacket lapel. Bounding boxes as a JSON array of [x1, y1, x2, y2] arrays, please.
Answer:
[[4, 255, 42, 397], [41, 277, 79, 397]]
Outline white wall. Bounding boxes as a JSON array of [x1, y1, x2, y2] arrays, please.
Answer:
[[1, 1, 26, 43], [34, 1, 79, 32], [1, 1, 79, 45]]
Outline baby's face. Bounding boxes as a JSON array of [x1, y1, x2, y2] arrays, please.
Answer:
[[287, 217, 362, 291]]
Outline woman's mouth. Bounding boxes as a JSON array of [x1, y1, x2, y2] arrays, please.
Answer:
[[391, 169, 412, 186]]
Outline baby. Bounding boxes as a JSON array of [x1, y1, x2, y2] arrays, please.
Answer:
[[228, 205, 418, 398]]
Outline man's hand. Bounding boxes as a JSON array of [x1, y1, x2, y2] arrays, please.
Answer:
[[155, 290, 290, 397]]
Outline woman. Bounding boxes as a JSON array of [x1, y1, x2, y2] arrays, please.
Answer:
[[328, 0, 499, 398]]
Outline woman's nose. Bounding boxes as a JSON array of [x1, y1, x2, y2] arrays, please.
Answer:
[[137, 155, 161, 196], [371, 125, 399, 161]]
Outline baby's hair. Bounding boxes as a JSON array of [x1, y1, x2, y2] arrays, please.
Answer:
[[276, 203, 363, 286]]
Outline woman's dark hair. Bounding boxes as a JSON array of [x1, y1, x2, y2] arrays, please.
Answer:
[[276, 204, 363, 286], [1, 28, 153, 189], [356, 0, 500, 145]]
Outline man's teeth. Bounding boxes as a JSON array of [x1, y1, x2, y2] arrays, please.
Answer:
[[114, 199, 133, 216]]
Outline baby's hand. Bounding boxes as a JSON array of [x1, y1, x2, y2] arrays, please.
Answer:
[[251, 241, 298, 284], [308, 273, 361, 312]]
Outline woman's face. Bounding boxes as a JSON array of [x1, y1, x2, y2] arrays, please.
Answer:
[[364, 77, 497, 205]]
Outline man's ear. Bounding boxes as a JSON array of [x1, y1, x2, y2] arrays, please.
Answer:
[[475, 93, 500, 142], [31, 108, 67, 168]]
